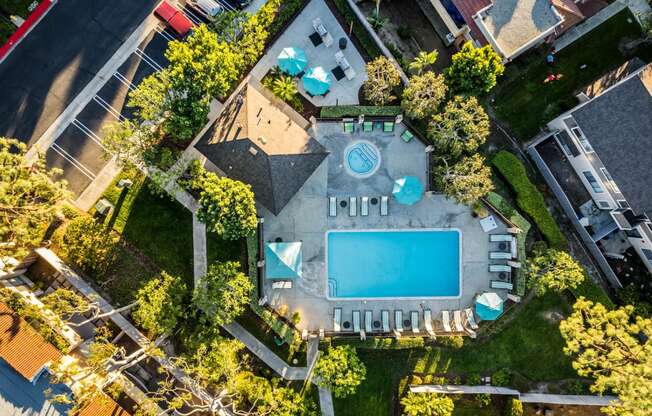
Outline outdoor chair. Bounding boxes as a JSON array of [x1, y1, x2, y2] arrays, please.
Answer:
[[328, 196, 337, 217], [383, 121, 395, 133], [362, 121, 373, 132], [349, 197, 357, 216], [424, 309, 436, 338], [464, 308, 479, 330], [491, 280, 513, 290], [361, 196, 369, 216], [365, 310, 373, 333], [353, 310, 361, 334], [453, 310, 464, 332], [380, 196, 388, 216], [441, 310, 452, 332], [411, 311, 420, 334], [394, 310, 403, 333], [343, 118, 355, 133], [490, 234, 514, 242], [489, 264, 511, 273], [333, 307, 342, 332], [400, 129, 414, 143], [489, 251, 512, 260], [381, 310, 390, 333]]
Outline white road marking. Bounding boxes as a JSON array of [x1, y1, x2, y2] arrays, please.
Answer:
[[50, 143, 96, 180]]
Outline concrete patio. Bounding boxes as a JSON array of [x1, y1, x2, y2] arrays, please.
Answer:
[[251, 0, 367, 106], [258, 120, 509, 332]]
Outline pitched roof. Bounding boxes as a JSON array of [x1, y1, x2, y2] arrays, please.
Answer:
[[195, 77, 328, 215], [571, 63, 652, 216], [76, 394, 131, 416], [0, 301, 62, 381]]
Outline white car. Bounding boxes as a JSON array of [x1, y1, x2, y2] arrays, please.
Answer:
[[190, 0, 223, 19]]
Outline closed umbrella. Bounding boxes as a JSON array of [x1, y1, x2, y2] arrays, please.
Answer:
[[277, 47, 308, 76], [302, 66, 332, 96], [392, 176, 424, 206], [475, 292, 504, 321]]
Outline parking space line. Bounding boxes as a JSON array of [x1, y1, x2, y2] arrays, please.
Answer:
[[183, 8, 204, 26], [216, 0, 236, 12], [134, 48, 164, 72], [91, 95, 125, 122], [50, 143, 96, 180], [155, 26, 175, 42], [113, 71, 137, 91], [72, 119, 109, 151]]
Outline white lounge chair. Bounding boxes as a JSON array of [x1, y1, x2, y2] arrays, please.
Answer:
[[353, 310, 361, 334], [380, 196, 388, 216], [381, 310, 390, 333], [361, 196, 369, 216], [453, 310, 464, 332], [507, 260, 521, 269], [507, 293, 521, 303], [489, 264, 511, 273], [464, 308, 478, 330], [329, 197, 337, 217], [441, 310, 452, 332], [466, 327, 477, 338], [365, 310, 373, 334], [490, 234, 514, 242], [491, 280, 513, 290], [333, 308, 342, 332], [344, 66, 356, 80], [395, 310, 403, 333], [272, 281, 292, 289], [489, 252, 512, 260], [424, 309, 436, 338], [411, 311, 420, 334], [349, 197, 357, 216]]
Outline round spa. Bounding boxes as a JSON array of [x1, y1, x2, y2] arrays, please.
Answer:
[[343, 140, 381, 178]]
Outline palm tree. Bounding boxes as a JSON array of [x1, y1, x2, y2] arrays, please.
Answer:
[[271, 75, 298, 102], [409, 50, 438, 75]]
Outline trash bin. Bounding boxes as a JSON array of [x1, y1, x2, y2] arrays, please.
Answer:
[[339, 37, 347, 50]]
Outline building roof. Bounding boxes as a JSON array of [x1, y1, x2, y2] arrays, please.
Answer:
[[195, 77, 328, 215], [0, 301, 62, 381], [452, 0, 492, 45], [571, 63, 652, 216], [76, 394, 131, 416], [476, 0, 562, 58]]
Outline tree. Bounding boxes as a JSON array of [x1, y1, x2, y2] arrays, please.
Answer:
[[409, 49, 438, 75], [445, 41, 504, 96], [100, 120, 159, 168], [127, 70, 170, 124], [61, 216, 118, 278], [314, 345, 366, 398], [401, 392, 454, 416], [41, 288, 138, 328], [210, 9, 248, 44], [504, 398, 523, 416], [428, 95, 490, 157], [525, 248, 585, 295], [232, 371, 319, 416], [559, 298, 652, 416], [237, 0, 280, 68], [271, 74, 298, 102], [0, 137, 69, 257], [401, 71, 447, 120], [193, 261, 253, 328], [195, 170, 258, 240], [362, 56, 402, 105], [132, 272, 187, 337], [434, 154, 493, 205]]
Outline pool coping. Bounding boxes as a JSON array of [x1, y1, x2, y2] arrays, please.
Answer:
[[324, 228, 463, 301]]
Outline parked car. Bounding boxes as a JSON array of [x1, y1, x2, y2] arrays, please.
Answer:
[[154, 0, 193, 37], [189, 0, 223, 20], [225, 0, 252, 10]]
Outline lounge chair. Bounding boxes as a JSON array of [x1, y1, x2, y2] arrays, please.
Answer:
[[411, 311, 420, 334], [489, 264, 511, 273], [491, 280, 513, 290], [329, 197, 337, 217], [510, 238, 518, 258], [271, 281, 292, 289], [383, 121, 395, 132], [453, 310, 464, 332], [361, 196, 369, 216], [365, 310, 373, 333], [466, 327, 477, 338], [333, 308, 342, 332], [349, 197, 357, 216], [424, 309, 436, 338], [400, 129, 414, 143], [362, 121, 373, 132], [343, 118, 355, 133], [507, 260, 521, 269], [507, 293, 521, 303], [441, 310, 452, 332], [353, 310, 361, 334], [489, 251, 512, 260], [380, 196, 388, 216], [381, 310, 390, 333], [490, 234, 514, 242], [464, 308, 478, 330], [395, 310, 403, 333]]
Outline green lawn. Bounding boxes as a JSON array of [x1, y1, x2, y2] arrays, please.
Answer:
[[334, 292, 576, 416], [491, 9, 651, 140]]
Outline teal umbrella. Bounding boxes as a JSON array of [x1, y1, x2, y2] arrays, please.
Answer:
[[475, 292, 504, 321], [392, 176, 424, 205], [302, 67, 332, 96], [277, 47, 308, 76], [264, 242, 302, 279]]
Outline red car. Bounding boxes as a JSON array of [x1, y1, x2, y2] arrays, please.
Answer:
[[154, 1, 193, 37]]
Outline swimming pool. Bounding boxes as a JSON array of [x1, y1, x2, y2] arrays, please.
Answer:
[[344, 140, 380, 178], [327, 229, 461, 299]]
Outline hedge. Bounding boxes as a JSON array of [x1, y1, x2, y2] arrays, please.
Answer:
[[320, 105, 403, 118], [332, 337, 425, 349], [331, 0, 381, 58], [569, 278, 614, 309], [492, 151, 567, 250]]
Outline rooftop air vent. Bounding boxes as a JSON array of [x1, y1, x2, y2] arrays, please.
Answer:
[[259, 136, 267, 145], [249, 146, 258, 156]]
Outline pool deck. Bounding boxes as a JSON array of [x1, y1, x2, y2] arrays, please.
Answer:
[[259, 121, 509, 332]]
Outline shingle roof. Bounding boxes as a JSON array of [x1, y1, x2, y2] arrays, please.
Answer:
[[195, 77, 328, 215], [0, 301, 62, 381], [76, 394, 131, 416], [572, 64, 652, 216]]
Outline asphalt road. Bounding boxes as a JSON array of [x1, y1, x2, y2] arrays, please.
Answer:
[[0, 0, 159, 146]]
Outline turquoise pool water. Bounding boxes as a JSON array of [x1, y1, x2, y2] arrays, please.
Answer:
[[344, 141, 380, 177], [327, 230, 460, 298]]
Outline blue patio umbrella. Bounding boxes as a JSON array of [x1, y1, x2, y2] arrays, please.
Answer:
[[475, 292, 504, 321], [302, 66, 332, 96], [264, 242, 303, 279], [277, 47, 308, 76], [392, 176, 424, 206]]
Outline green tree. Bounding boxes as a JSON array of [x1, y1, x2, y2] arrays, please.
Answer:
[[401, 71, 447, 120], [238, 0, 280, 68], [232, 371, 319, 416], [210, 9, 248, 43], [525, 248, 585, 295], [193, 261, 253, 328], [100, 120, 159, 167], [434, 154, 494, 205], [362, 56, 402, 105], [132, 272, 187, 337], [196, 171, 258, 240], [401, 392, 454, 416], [560, 298, 652, 416], [504, 398, 523, 416], [0, 138, 69, 257], [445, 41, 504, 95], [271, 74, 298, 102], [408, 49, 438, 75], [428, 95, 490, 157], [314, 345, 366, 398], [61, 216, 118, 278], [186, 337, 245, 388], [127, 70, 170, 124]]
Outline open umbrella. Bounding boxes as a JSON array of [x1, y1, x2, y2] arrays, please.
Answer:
[[475, 292, 504, 321], [264, 242, 302, 279], [302, 66, 332, 96], [277, 47, 308, 76], [392, 176, 424, 205]]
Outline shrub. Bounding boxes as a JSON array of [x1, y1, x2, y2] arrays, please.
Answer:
[[437, 335, 464, 349], [445, 41, 504, 95], [401, 392, 454, 416], [61, 216, 119, 278], [467, 373, 482, 385], [491, 368, 511, 387], [291, 311, 301, 326], [504, 398, 523, 416], [331, 0, 381, 58], [492, 151, 567, 249], [320, 105, 403, 118], [333, 337, 425, 349], [315, 345, 366, 398], [475, 393, 492, 407]]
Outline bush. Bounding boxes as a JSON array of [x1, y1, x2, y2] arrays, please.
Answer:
[[333, 337, 425, 350], [492, 151, 567, 249], [436, 335, 464, 349], [504, 398, 523, 416], [466, 373, 482, 385], [61, 216, 119, 278], [331, 0, 381, 58], [475, 393, 492, 407], [291, 311, 301, 325], [491, 368, 511, 386], [268, 0, 305, 36], [320, 105, 403, 118]]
